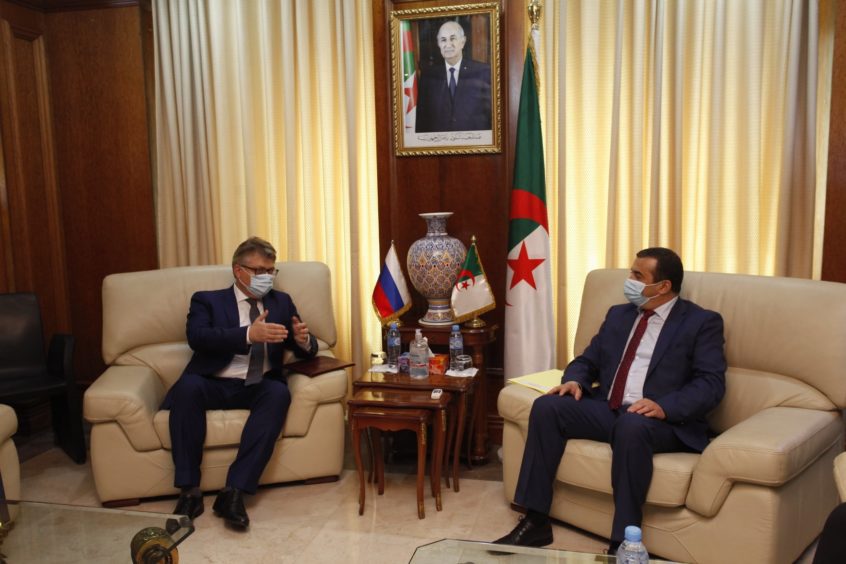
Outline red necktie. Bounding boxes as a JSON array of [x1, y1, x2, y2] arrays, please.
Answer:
[[608, 310, 655, 409]]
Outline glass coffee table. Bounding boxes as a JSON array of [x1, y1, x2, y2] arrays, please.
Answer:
[[410, 539, 677, 563], [0, 500, 194, 563]]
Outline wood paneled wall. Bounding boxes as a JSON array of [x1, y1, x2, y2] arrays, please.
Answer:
[[44, 5, 157, 384], [0, 0, 157, 388], [822, 2, 846, 282], [373, 0, 525, 444], [373, 0, 525, 370], [0, 1, 70, 341]]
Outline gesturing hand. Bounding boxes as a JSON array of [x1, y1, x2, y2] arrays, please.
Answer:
[[248, 310, 288, 343], [546, 381, 582, 400], [292, 316, 311, 347]]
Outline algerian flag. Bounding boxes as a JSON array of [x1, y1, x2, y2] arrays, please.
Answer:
[[504, 28, 555, 379], [400, 20, 418, 129], [451, 237, 495, 322]]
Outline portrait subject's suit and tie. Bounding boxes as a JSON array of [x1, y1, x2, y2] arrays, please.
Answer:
[[415, 57, 492, 133]]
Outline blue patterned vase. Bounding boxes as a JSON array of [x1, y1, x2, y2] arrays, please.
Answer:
[[407, 212, 467, 326]]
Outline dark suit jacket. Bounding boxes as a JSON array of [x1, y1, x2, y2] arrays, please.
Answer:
[[182, 286, 317, 380], [563, 299, 726, 451], [415, 57, 492, 133]]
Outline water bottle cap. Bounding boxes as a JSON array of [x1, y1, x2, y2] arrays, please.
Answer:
[[624, 525, 642, 542], [390, 322, 397, 328], [452, 324, 459, 331]]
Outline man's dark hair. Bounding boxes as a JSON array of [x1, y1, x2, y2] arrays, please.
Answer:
[[232, 236, 277, 265], [636, 247, 683, 293]]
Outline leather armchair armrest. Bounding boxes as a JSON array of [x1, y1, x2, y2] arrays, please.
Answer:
[[687, 406, 843, 517], [284, 368, 347, 437], [0, 405, 17, 444], [498, 384, 543, 435], [834, 452, 846, 502], [83, 366, 166, 452]]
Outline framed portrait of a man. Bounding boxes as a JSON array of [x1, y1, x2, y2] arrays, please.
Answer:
[[391, 2, 501, 156]]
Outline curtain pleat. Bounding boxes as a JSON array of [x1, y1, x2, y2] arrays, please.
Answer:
[[153, 0, 381, 373], [539, 0, 832, 360]]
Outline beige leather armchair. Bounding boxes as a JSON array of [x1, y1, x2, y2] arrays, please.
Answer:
[[834, 452, 846, 503], [499, 269, 846, 564], [0, 404, 20, 504], [84, 262, 348, 505]]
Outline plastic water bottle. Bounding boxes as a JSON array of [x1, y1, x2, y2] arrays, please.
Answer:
[[409, 329, 429, 379], [386, 322, 401, 368], [449, 324, 464, 370], [616, 526, 649, 564]]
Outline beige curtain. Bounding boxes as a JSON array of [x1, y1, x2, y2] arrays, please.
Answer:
[[534, 0, 834, 360], [153, 0, 382, 371]]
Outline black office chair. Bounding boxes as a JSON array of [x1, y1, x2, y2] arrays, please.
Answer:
[[0, 293, 86, 464]]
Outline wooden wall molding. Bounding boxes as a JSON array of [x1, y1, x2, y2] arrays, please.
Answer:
[[822, 2, 846, 282], [7, 0, 137, 13], [0, 7, 71, 336]]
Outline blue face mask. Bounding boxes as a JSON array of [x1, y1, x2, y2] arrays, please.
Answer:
[[247, 274, 274, 298], [623, 278, 661, 307]]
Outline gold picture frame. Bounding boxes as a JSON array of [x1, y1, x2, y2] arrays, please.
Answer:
[[391, 2, 502, 157]]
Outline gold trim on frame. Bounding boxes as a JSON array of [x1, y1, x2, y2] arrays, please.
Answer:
[[390, 2, 502, 157]]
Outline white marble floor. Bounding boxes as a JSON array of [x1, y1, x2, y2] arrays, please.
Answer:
[[19, 449, 608, 563], [19, 448, 821, 563]]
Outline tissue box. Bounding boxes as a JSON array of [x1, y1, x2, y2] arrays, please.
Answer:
[[428, 354, 449, 375]]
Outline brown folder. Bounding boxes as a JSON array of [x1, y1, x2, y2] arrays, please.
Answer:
[[284, 356, 354, 377]]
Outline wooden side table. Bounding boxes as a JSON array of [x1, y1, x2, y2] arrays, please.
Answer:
[[354, 371, 472, 491], [348, 388, 451, 519], [398, 322, 498, 463]]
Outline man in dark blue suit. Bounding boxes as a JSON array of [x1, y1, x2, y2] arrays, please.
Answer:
[[415, 20, 491, 133], [494, 248, 726, 553], [162, 237, 317, 529]]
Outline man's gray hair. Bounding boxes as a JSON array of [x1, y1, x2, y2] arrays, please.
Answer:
[[232, 236, 277, 265]]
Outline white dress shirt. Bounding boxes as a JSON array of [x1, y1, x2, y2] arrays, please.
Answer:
[[217, 285, 269, 380], [445, 57, 462, 86], [608, 296, 679, 405]]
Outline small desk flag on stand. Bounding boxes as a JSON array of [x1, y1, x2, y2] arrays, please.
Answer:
[[451, 236, 495, 323], [372, 242, 412, 324]]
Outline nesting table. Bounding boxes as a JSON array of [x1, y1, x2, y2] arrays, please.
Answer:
[[348, 388, 451, 518], [353, 370, 474, 492]]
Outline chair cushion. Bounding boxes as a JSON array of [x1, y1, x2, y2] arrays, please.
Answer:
[[558, 440, 700, 507], [152, 368, 348, 447]]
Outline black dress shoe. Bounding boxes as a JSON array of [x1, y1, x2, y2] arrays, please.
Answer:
[[213, 488, 249, 529], [493, 515, 553, 547], [173, 492, 204, 519]]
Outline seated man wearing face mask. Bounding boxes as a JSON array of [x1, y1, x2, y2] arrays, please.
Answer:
[[162, 236, 317, 530], [494, 247, 726, 554]]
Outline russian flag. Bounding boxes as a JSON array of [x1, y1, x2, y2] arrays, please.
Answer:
[[372, 242, 412, 324]]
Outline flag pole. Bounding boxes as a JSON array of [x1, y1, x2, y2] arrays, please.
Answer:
[[528, 0, 542, 28], [461, 235, 490, 328]]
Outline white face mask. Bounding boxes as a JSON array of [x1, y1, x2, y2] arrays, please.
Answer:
[[247, 273, 274, 298], [623, 278, 662, 307]]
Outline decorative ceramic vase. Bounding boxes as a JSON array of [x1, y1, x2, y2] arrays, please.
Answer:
[[407, 212, 467, 326]]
